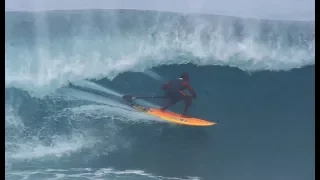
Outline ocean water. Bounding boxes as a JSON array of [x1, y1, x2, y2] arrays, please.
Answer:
[[5, 9, 314, 180]]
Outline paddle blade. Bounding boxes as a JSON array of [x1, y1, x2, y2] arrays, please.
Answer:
[[122, 95, 135, 102]]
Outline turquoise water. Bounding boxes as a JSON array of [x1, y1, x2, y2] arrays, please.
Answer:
[[5, 9, 314, 180]]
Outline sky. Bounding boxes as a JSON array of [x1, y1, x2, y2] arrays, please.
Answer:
[[5, 0, 315, 21]]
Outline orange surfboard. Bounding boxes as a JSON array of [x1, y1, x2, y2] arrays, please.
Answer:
[[146, 107, 216, 126], [123, 95, 216, 126]]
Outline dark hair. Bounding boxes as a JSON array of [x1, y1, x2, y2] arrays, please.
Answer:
[[180, 72, 189, 80]]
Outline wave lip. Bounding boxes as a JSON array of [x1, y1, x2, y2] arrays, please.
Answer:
[[5, 9, 314, 95]]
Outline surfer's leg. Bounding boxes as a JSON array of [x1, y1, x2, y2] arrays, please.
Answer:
[[160, 92, 178, 111], [182, 96, 192, 115], [160, 100, 175, 111]]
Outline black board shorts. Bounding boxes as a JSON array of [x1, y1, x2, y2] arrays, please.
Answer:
[[165, 91, 187, 103]]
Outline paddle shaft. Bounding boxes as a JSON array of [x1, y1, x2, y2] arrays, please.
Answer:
[[134, 96, 166, 99]]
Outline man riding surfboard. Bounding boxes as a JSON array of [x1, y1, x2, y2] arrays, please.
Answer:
[[161, 72, 197, 116]]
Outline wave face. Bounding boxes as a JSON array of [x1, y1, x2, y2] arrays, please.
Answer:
[[5, 9, 314, 180]]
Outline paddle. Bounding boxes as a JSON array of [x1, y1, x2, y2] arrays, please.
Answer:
[[122, 95, 166, 102]]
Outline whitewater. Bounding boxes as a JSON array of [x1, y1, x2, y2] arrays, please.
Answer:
[[5, 9, 314, 180]]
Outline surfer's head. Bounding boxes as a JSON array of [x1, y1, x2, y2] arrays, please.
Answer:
[[180, 72, 189, 81]]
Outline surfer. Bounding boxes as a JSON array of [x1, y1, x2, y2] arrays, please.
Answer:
[[160, 72, 197, 116]]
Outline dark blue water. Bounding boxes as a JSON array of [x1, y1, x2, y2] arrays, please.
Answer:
[[5, 9, 314, 180]]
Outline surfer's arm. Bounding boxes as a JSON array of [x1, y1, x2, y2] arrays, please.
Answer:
[[184, 83, 197, 98]]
